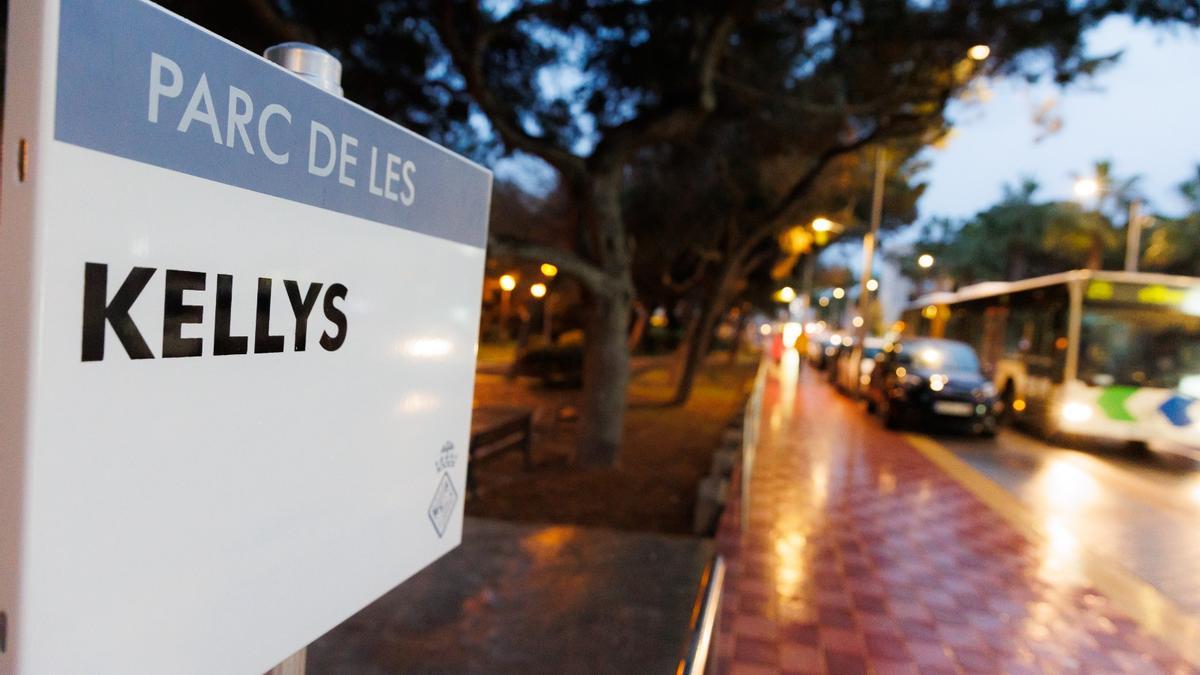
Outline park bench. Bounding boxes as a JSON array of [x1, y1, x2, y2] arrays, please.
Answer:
[[468, 406, 533, 495]]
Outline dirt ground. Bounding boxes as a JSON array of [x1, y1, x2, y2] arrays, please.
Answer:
[[466, 351, 758, 535]]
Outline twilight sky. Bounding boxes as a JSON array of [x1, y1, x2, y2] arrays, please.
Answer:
[[918, 17, 1200, 221]]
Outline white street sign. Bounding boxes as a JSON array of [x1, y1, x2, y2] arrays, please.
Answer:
[[0, 1, 491, 673]]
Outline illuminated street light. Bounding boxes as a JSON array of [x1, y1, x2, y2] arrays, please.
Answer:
[[818, 296, 830, 307], [499, 274, 517, 292], [866, 278, 879, 292], [540, 263, 558, 278], [777, 286, 797, 303], [832, 287, 845, 300], [917, 254, 935, 269], [812, 217, 834, 232], [1073, 177, 1101, 199], [967, 44, 991, 61], [530, 282, 547, 299], [852, 316, 865, 328]]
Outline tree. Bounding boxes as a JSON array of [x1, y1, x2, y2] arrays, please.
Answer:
[[160, 0, 1200, 465], [1144, 164, 1200, 275]]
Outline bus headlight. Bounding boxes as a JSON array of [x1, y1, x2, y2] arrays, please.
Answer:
[[1060, 401, 1094, 424]]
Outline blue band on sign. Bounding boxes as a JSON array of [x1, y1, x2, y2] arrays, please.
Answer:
[[54, 0, 491, 249]]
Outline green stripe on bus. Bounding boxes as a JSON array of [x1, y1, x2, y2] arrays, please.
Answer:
[[1098, 386, 1139, 422]]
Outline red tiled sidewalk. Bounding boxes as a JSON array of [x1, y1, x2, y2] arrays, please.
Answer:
[[714, 360, 1198, 674]]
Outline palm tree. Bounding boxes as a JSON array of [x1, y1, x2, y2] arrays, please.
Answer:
[[1046, 160, 1137, 270], [1143, 165, 1200, 275]]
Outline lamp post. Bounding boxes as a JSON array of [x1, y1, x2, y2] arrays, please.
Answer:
[[1073, 175, 1147, 272], [1125, 199, 1145, 273], [857, 147, 887, 342], [798, 217, 843, 326], [498, 274, 517, 338]]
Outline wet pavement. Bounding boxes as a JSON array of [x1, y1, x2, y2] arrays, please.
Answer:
[[931, 427, 1200, 617], [307, 517, 711, 674], [715, 351, 1199, 674]]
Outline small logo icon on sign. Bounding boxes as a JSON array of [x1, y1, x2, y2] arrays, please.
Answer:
[[427, 472, 458, 538]]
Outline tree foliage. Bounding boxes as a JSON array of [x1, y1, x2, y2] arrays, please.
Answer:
[[157, 0, 1200, 462]]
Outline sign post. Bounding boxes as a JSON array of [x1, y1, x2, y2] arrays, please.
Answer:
[[0, 1, 492, 673]]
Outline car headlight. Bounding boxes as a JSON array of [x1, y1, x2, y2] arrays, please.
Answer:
[[929, 374, 948, 392]]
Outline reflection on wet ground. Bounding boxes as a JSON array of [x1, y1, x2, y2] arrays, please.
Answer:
[[308, 518, 710, 674], [715, 356, 1198, 674], [937, 427, 1200, 616]]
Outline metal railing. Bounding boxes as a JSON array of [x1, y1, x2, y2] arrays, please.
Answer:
[[678, 555, 726, 675], [741, 361, 768, 528]]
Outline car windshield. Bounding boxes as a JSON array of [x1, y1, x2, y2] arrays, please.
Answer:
[[1080, 306, 1200, 389], [900, 341, 980, 373]]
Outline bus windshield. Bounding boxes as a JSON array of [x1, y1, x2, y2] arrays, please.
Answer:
[[1079, 305, 1200, 389]]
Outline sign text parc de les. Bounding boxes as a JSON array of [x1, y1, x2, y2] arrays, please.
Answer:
[[148, 52, 418, 206], [0, 0, 492, 673]]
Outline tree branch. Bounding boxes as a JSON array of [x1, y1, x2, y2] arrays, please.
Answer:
[[438, 1, 586, 180], [488, 235, 627, 296], [590, 9, 740, 171]]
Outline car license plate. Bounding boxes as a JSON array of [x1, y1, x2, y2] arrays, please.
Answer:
[[933, 401, 974, 417]]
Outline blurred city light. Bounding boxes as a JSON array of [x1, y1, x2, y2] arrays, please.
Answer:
[[917, 253, 935, 269], [759, 323, 772, 336], [866, 278, 879, 292], [1073, 177, 1101, 199], [530, 282, 547, 298], [540, 263, 558, 277], [852, 316, 864, 328], [499, 274, 517, 292], [812, 217, 834, 232], [782, 322, 803, 348], [1060, 401, 1094, 424], [967, 44, 991, 60], [833, 287, 845, 299], [777, 286, 797, 303]]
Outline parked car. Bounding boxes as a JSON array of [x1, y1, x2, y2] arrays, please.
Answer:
[[835, 336, 887, 397], [865, 338, 1000, 436]]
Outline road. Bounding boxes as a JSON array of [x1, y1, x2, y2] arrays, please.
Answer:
[[832, 372, 1200, 617], [929, 426, 1200, 615]]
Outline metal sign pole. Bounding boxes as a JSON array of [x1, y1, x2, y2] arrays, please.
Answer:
[[261, 40, 342, 675]]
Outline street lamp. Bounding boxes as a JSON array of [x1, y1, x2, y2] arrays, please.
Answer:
[[917, 254, 935, 269], [812, 217, 835, 233], [540, 263, 558, 278], [1073, 177, 1101, 200], [777, 286, 797, 303], [530, 282, 547, 299], [967, 44, 991, 61], [498, 274, 517, 338]]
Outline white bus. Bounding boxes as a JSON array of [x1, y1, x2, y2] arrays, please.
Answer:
[[902, 270, 1200, 456]]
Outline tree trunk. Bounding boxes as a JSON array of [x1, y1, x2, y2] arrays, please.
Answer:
[[1007, 243, 1027, 281], [671, 258, 741, 405], [1087, 237, 1103, 270], [728, 306, 748, 365], [578, 292, 632, 466], [576, 170, 633, 467]]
